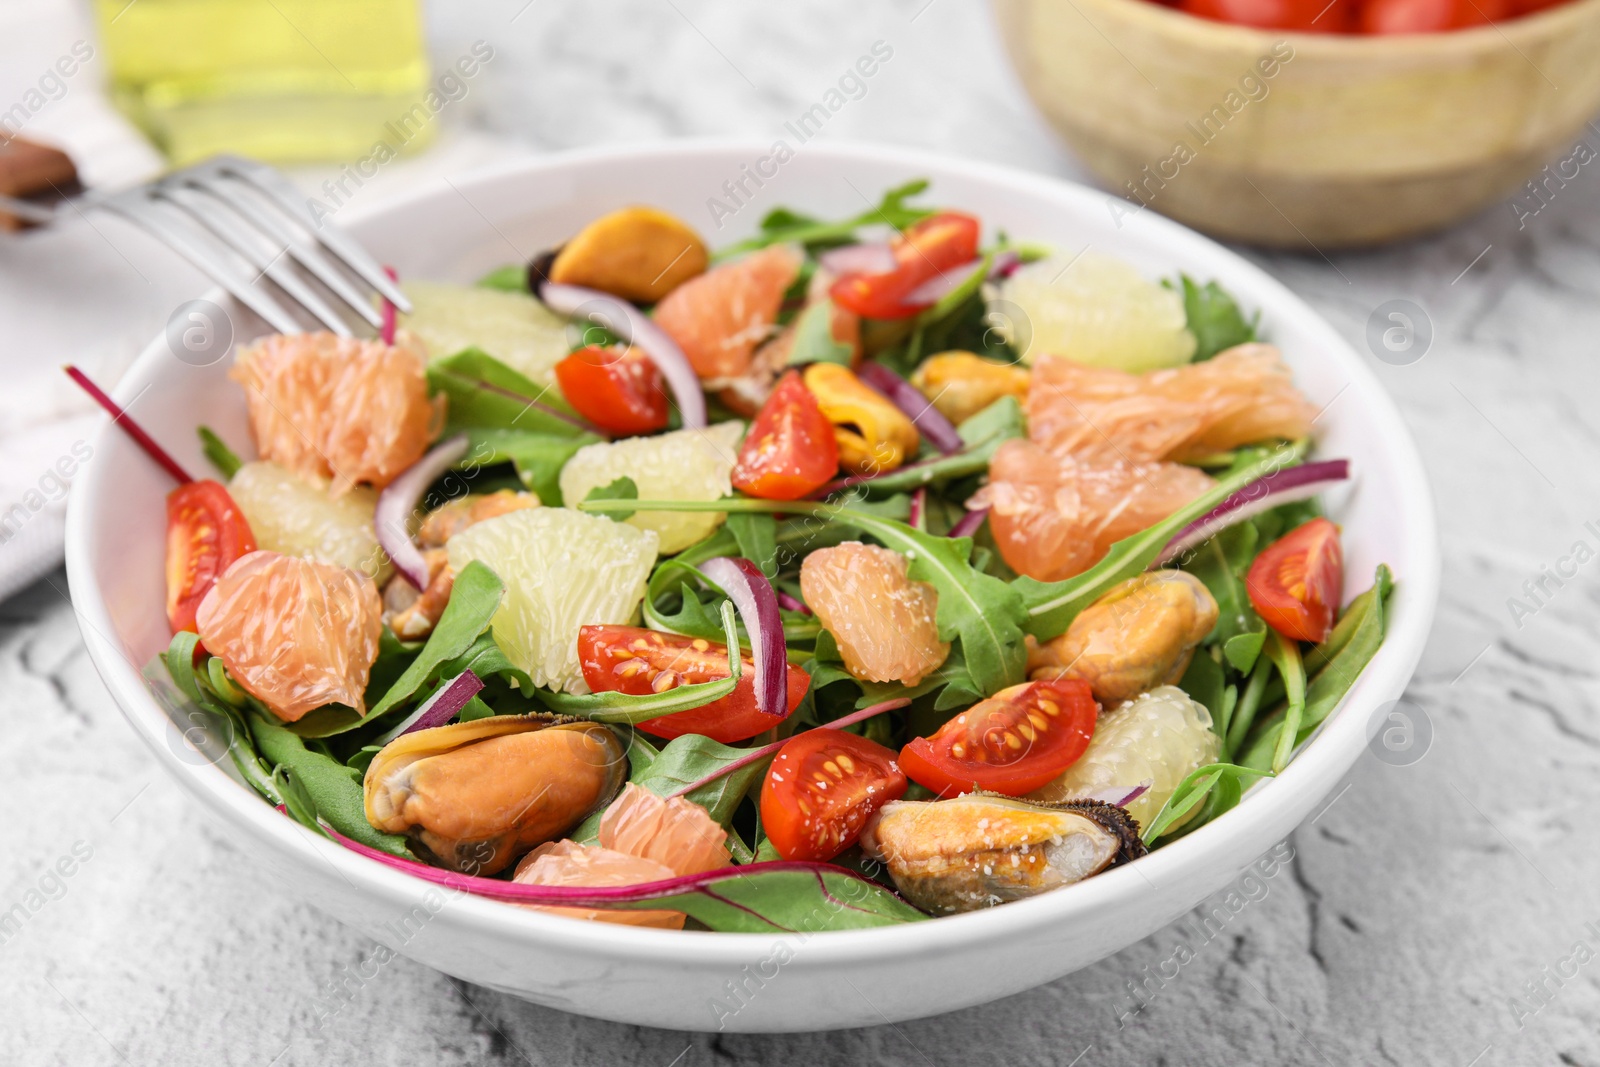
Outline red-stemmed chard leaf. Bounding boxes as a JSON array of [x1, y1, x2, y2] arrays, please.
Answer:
[[65, 365, 193, 484]]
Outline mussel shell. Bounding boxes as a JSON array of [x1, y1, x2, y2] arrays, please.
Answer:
[[363, 713, 627, 875], [860, 792, 1146, 915]]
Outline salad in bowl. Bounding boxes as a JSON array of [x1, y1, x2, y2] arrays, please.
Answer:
[[82, 178, 1392, 936]]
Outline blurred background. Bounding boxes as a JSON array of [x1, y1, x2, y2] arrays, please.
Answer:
[[4, 0, 1600, 1063]]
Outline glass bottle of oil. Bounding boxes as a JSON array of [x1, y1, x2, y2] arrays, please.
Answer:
[[93, 0, 433, 165]]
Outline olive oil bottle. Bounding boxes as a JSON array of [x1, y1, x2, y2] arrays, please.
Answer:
[[93, 0, 433, 165]]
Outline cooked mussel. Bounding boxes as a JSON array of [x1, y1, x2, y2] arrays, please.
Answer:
[[859, 792, 1146, 915], [363, 714, 626, 875]]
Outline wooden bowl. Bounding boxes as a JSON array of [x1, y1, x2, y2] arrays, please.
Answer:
[[992, 0, 1600, 247]]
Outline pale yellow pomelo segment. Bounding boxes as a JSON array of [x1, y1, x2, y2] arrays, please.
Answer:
[[557, 421, 744, 554], [1029, 685, 1218, 832], [445, 508, 659, 694], [400, 280, 570, 386], [997, 253, 1196, 372], [229, 461, 391, 583]]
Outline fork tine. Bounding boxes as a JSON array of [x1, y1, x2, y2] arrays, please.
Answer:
[[187, 169, 384, 330], [102, 190, 304, 336], [156, 183, 353, 337], [213, 155, 411, 313]]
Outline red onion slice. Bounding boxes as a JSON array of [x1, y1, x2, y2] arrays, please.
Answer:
[[989, 250, 1022, 280], [1073, 782, 1151, 809], [776, 589, 812, 616], [375, 434, 471, 588], [818, 242, 896, 276], [908, 486, 927, 530], [374, 670, 484, 743], [857, 361, 962, 454], [1155, 459, 1350, 566], [697, 556, 786, 718], [947, 506, 989, 540], [902, 256, 986, 307], [538, 282, 706, 429]]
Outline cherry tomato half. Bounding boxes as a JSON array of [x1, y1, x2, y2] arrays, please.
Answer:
[[554, 345, 670, 437], [1182, 0, 1353, 30], [899, 678, 1098, 797], [730, 369, 840, 500], [1358, 0, 1506, 32], [165, 480, 256, 634], [577, 625, 808, 743], [1246, 517, 1343, 643], [829, 212, 981, 321], [760, 728, 907, 861]]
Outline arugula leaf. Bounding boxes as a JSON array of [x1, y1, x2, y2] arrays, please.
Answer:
[[1176, 275, 1258, 361], [156, 633, 280, 804], [249, 709, 411, 856], [1264, 629, 1307, 773], [427, 347, 590, 437], [1181, 523, 1266, 672], [828, 395, 1024, 498], [437, 630, 534, 693], [198, 426, 242, 479], [786, 299, 854, 367], [1177, 646, 1225, 723], [475, 264, 529, 293], [367, 561, 505, 719], [717, 179, 935, 257], [1016, 442, 1306, 640], [588, 732, 769, 835], [582, 475, 638, 520], [726, 511, 778, 577], [1141, 762, 1273, 843], [461, 428, 600, 506]]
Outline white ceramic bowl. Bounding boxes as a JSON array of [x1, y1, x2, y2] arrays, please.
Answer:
[[65, 140, 1438, 1033]]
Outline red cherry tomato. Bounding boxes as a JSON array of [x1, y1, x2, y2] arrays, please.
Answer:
[[760, 729, 907, 861], [554, 345, 669, 436], [898, 679, 1098, 797], [829, 212, 981, 321], [577, 625, 808, 743], [730, 370, 839, 500], [1358, 0, 1506, 31], [165, 480, 256, 634], [1246, 517, 1343, 643], [1182, 0, 1354, 30]]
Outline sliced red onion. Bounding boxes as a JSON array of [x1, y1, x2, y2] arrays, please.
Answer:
[[857, 361, 962, 454], [698, 557, 786, 717], [902, 256, 986, 307], [380, 266, 398, 345], [818, 242, 895, 276], [776, 589, 812, 616], [1073, 782, 1151, 809], [376, 434, 471, 589], [374, 670, 484, 744], [538, 282, 706, 428], [989, 250, 1022, 280], [947, 506, 989, 540], [1155, 459, 1350, 566], [908, 486, 927, 530]]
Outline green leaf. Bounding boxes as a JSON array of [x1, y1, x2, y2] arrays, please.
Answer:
[[248, 710, 411, 856], [717, 179, 935, 258], [592, 732, 769, 835], [366, 561, 505, 720], [582, 475, 638, 520], [1182, 523, 1265, 665], [462, 428, 601, 506], [198, 426, 242, 479], [365, 626, 423, 709], [1142, 762, 1273, 843], [1239, 566, 1394, 772], [1177, 647, 1225, 723], [437, 629, 534, 692], [1176, 275, 1258, 361], [1016, 442, 1307, 640], [725, 511, 778, 577], [1224, 630, 1266, 674], [786, 299, 854, 367], [156, 634, 280, 804], [831, 395, 1024, 498], [427, 347, 588, 436], [475, 264, 528, 293], [1264, 629, 1307, 773]]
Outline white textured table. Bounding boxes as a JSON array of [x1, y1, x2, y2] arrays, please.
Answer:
[[5, 1, 1599, 1063]]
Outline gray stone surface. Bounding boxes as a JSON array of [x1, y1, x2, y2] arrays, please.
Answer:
[[5, 0, 1600, 1063]]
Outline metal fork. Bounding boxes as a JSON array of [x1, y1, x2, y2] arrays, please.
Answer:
[[3, 153, 410, 336]]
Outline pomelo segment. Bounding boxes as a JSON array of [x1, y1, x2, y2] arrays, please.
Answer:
[[445, 508, 658, 694], [195, 550, 383, 722], [972, 439, 1215, 582], [229, 461, 390, 583], [557, 421, 744, 553], [997, 253, 1196, 372], [401, 280, 570, 386], [800, 542, 950, 686], [230, 331, 441, 495], [1027, 343, 1317, 465], [653, 244, 803, 380], [513, 841, 685, 928]]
